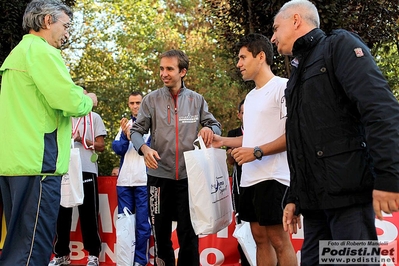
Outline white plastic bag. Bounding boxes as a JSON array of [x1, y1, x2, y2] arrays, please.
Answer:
[[116, 207, 136, 266], [114, 123, 149, 186], [117, 143, 147, 186], [233, 221, 257, 266], [184, 136, 233, 235], [60, 139, 84, 208]]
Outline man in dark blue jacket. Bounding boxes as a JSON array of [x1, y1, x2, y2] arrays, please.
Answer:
[[112, 91, 151, 266], [272, 0, 399, 265]]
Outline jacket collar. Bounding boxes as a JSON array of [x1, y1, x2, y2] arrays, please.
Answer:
[[161, 80, 187, 96], [292, 28, 326, 58]]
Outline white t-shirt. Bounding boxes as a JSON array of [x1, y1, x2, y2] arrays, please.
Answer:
[[73, 112, 107, 175], [241, 76, 290, 187]]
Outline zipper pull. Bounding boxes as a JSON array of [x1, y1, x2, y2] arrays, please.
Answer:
[[167, 105, 171, 124]]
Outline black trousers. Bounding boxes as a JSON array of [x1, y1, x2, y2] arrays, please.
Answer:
[[148, 175, 199, 266], [53, 172, 101, 257], [301, 202, 378, 266]]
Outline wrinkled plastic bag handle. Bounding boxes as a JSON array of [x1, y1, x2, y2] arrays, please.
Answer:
[[193, 135, 207, 150], [123, 206, 133, 217]]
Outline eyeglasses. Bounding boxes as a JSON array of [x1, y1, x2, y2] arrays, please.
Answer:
[[56, 18, 72, 31]]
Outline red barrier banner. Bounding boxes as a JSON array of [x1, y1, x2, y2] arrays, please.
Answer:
[[68, 176, 399, 266]]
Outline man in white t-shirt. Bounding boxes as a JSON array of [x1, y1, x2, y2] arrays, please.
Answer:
[[213, 33, 297, 266]]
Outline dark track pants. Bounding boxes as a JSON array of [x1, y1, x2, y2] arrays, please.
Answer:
[[148, 175, 199, 266], [53, 172, 101, 257], [0, 175, 61, 265]]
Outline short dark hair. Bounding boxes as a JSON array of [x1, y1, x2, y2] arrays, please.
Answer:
[[235, 33, 273, 66], [130, 91, 143, 97], [160, 49, 189, 73]]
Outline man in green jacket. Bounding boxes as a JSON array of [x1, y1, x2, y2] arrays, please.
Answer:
[[0, 0, 93, 265]]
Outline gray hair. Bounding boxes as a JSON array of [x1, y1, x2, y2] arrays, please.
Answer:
[[278, 0, 320, 28], [22, 0, 73, 33]]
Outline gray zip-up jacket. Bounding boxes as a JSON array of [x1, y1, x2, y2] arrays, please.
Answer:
[[130, 84, 221, 180]]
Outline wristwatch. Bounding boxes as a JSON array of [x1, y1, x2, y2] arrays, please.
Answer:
[[253, 146, 263, 160]]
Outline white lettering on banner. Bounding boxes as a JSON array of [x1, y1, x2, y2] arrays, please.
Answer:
[[100, 243, 117, 263], [70, 241, 117, 263], [99, 193, 114, 233], [70, 241, 86, 260], [70, 193, 117, 233], [376, 213, 398, 242], [200, 248, 225, 266], [71, 207, 79, 231]]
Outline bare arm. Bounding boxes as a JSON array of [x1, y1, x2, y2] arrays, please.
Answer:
[[212, 135, 243, 148], [232, 134, 286, 165]]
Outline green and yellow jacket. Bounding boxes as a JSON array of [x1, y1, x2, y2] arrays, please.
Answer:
[[0, 34, 93, 176]]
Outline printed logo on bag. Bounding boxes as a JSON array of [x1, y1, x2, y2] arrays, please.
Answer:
[[179, 113, 199, 124], [211, 175, 228, 195]]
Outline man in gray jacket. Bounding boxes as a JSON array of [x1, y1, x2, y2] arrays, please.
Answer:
[[130, 49, 221, 266]]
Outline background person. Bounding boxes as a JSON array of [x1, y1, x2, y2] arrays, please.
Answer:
[[271, 0, 399, 265], [0, 0, 93, 265], [49, 93, 107, 266], [130, 49, 221, 266], [112, 91, 151, 266], [111, 167, 120, 176]]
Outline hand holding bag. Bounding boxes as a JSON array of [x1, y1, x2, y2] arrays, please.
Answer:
[[60, 139, 84, 208], [116, 207, 136, 266], [184, 136, 233, 235]]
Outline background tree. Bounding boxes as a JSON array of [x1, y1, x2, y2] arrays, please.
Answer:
[[207, 0, 399, 92], [0, 0, 76, 66], [63, 0, 246, 175], [2, 0, 398, 175]]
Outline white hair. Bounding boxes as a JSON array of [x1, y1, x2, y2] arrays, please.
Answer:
[[277, 0, 320, 28]]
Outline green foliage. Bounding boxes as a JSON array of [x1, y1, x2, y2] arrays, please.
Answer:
[[2, 0, 399, 175], [374, 42, 399, 98], [0, 0, 76, 66], [207, 0, 399, 79], [63, 0, 246, 175]]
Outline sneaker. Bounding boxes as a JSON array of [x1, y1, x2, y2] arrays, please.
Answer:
[[48, 255, 71, 266], [87, 255, 99, 266]]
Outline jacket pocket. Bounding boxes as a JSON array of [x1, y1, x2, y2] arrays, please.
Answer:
[[315, 137, 373, 195]]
